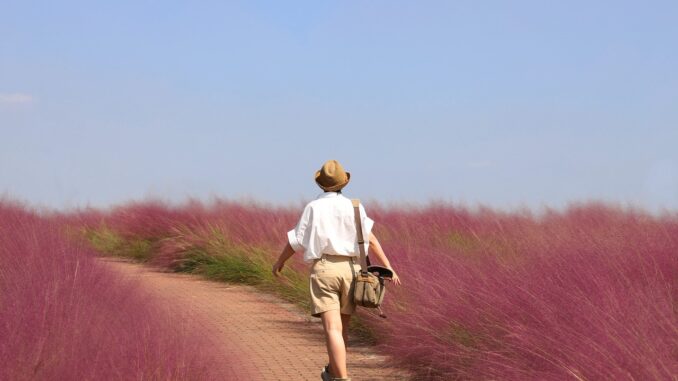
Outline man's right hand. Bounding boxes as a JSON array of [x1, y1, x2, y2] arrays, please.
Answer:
[[272, 260, 285, 277]]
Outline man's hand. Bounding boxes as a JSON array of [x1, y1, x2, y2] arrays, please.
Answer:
[[272, 242, 296, 278], [389, 270, 402, 286], [272, 260, 285, 277]]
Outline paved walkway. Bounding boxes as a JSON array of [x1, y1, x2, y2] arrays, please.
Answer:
[[100, 258, 408, 381]]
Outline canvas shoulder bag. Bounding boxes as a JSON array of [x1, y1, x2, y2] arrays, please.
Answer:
[[351, 199, 387, 315]]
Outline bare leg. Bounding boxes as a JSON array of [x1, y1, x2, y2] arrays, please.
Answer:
[[321, 309, 348, 378], [341, 313, 351, 350]]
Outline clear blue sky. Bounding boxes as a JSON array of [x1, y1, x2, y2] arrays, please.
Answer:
[[2, 0, 677, 211]]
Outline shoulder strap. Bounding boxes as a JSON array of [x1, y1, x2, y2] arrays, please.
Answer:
[[351, 199, 369, 273]]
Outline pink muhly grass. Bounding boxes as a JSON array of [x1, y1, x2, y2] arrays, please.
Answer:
[[371, 204, 678, 380], [104, 200, 196, 240], [86, 199, 298, 269], [80, 198, 678, 380], [0, 201, 235, 380]]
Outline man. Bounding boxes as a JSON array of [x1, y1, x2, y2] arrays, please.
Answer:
[[272, 159, 401, 381]]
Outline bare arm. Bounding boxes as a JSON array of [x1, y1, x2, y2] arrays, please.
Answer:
[[367, 232, 391, 268], [368, 232, 401, 285], [272, 242, 295, 277]]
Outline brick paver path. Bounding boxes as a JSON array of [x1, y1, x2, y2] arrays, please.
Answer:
[[101, 258, 408, 381]]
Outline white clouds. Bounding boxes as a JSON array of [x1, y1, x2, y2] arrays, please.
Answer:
[[0, 93, 34, 104]]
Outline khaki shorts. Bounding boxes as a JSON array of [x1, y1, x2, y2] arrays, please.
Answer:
[[309, 255, 361, 317]]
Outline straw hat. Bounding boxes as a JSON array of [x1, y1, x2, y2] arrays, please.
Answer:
[[315, 160, 351, 191]]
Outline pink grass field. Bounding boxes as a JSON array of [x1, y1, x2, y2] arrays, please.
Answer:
[[370, 204, 678, 380], [0, 200, 238, 380], [82, 199, 678, 380]]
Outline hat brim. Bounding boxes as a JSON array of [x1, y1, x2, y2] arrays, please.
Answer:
[[315, 171, 350, 192]]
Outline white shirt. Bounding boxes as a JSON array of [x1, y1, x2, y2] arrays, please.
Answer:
[[287, 192, 375, 262]]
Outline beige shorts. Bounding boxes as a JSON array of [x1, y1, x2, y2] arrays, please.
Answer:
[[309, 255, 361, 317]]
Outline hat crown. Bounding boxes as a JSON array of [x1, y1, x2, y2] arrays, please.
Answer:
[[315, 160, 350, 191]]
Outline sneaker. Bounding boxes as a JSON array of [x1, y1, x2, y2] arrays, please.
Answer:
[[321, 365, 351, 381], [321, 365, 331, 381]]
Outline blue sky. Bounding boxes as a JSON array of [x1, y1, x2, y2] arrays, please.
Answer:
[[1, 0, 677, 211]]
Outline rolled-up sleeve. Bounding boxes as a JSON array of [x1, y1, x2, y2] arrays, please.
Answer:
[[363, 216, 374, 238], [287, 229, 303, 252], [360, 204, 375, 251], [287, 205, 311, 252]]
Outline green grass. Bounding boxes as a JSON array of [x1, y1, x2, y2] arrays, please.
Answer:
[[84, 227, 154, 261]]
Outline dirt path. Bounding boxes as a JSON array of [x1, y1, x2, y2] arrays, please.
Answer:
[[100, 258, 408, 381]]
